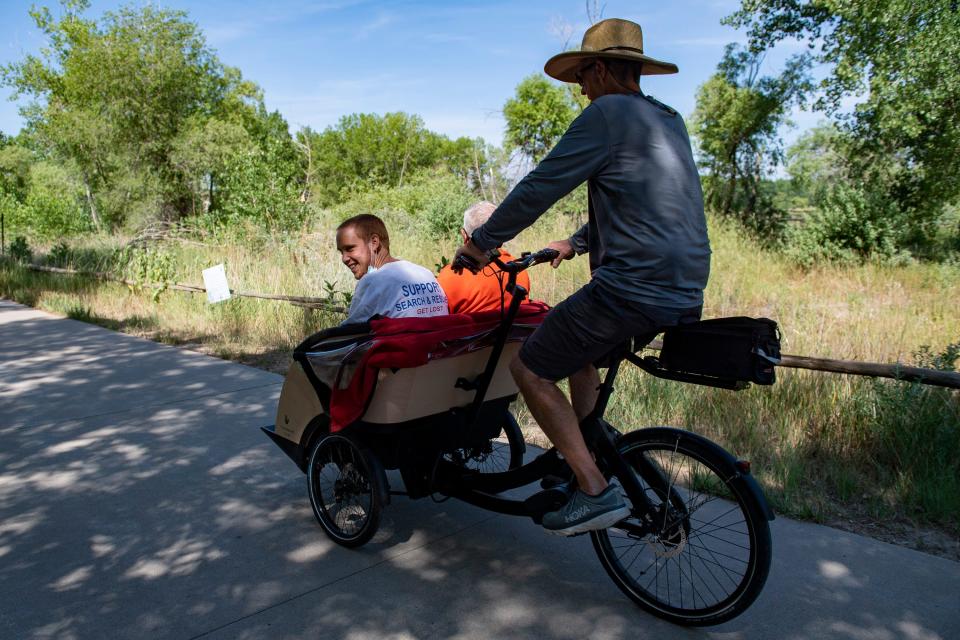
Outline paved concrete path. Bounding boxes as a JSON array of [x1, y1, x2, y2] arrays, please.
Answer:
[[1, 299, 958, 640]]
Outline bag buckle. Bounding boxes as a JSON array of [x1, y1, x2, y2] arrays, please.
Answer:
[[752, 346, 781, 365]]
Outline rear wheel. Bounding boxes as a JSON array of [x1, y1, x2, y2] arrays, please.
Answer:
[[591, 429, 771, 626], [307, 433, 384, 548], [444, 411, 525, 473]]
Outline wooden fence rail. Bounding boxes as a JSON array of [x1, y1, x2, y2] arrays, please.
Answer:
[[21, 263, 960, 390], [24, 264, 345, 312]]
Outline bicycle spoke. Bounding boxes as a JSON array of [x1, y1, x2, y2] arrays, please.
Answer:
[[685, 541, 750, 567], [687, 543, 708, 610], [621, 541, 649, 574], [689, 528, 752, 552], [690, 510, 748, 534], [683, 543, 725, 604], [672, 549, 710, 609], [688, 541, 747, 588], [644, 556, 666, 594], [678, 541, 683, 609]]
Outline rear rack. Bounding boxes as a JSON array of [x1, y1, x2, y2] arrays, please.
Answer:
[[625, 352, 750, 391]]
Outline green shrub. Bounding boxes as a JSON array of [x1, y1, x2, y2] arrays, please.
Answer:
[[2, 162, 92, 238], [211, 146, 305, 231], [410, 173, 476, 236], [333, 170, 475, 238], [35, 190, 90, 238], [9, 235, 32, 263], [114, 246, 176, 302], [786, 184, 903, 267], [49, 241, 72, 267]]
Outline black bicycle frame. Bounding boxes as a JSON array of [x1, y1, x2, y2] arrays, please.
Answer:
[[438, 262, 657, 523]]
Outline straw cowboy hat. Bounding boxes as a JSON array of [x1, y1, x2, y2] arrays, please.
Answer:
[[544, 18, 678, 83]]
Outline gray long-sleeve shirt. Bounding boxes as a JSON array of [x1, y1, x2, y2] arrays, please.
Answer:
[[472, 92, 710, 308]]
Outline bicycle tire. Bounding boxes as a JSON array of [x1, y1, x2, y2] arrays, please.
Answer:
[[307, 433, 384, 548], [591, 428, 772, 626]]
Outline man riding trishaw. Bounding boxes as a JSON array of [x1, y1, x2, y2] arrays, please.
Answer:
[[453, 17, 711, 536]]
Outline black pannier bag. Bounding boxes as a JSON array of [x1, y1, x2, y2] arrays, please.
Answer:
[[657, 317, 781, 385]]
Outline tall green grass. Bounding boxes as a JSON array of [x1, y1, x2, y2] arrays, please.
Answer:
[[2, 212, 958, 530]]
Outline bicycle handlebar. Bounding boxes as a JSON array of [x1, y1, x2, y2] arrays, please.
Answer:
[[493, 248, 560, 273], [451, 249, 497, 274], [452, 247, 560, 275]]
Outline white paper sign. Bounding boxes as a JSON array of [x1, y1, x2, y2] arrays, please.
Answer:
[[202, 264, 231, 303]]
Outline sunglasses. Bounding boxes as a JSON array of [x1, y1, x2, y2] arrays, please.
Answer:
[[574, 61, 598, 85]]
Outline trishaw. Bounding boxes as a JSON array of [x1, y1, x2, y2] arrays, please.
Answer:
[[262, 249, 779, 626]]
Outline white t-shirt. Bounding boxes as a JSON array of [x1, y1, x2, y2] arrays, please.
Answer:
[[343, 260, 450, 324]]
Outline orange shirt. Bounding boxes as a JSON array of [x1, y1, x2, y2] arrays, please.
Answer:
[[436, 251, 532, 314]]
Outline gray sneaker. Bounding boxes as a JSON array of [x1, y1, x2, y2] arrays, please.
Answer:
[[541, 484, 631, 536]]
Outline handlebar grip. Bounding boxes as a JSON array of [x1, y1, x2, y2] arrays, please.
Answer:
[[453, 253, 482, 273], [531, 248, 561, 264], [453, 248, 501, 274]]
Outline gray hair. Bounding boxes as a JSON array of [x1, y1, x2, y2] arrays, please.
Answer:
[[462, 201, 497, 236], [603, 58, 643, 85]]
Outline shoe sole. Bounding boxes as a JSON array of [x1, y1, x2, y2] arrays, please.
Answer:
[[544, 505, 632, 537]]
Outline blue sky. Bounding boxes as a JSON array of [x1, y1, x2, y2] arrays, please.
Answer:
[[0, 0, 823, 148]]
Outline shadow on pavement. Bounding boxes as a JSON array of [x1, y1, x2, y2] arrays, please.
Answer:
[[1, 301, 957, 640]]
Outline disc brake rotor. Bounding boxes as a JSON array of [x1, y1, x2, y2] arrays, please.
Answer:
[[648, 523, 687, 558], [647, 504, 689, 558]]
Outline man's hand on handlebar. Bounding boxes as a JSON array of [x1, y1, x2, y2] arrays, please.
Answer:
[[452, 239, 494, 274], [546, 239, 576, 268]]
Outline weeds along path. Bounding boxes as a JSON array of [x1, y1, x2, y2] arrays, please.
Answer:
[[1, 219, 958, 559]]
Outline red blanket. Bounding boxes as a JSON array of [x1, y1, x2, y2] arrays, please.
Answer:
[[328, 302, 550, 431]]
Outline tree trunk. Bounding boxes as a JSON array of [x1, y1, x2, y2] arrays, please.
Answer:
[[82, 176, 102, 232], [207, 174, 215, 213], [294, 133, 313, 202], [473, 145, 487, 201], [398, 144, 410, 188]]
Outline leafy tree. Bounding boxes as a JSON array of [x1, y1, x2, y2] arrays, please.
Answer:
[[785, 123, 845, 195], [0, 1, 294, 229], [332, 168, 476, 238], [4, 160, 89, 238], [438, 134, 489, 191], [0, 141, 35, 202], [726, 0, 960, 246], [303, 112, 477, 207], [502, 74, 577, 164], [691, 44, 811, 239], [170, 117, 253, 217], [211, 138, 306, 230], [784, 124, 935, 265]]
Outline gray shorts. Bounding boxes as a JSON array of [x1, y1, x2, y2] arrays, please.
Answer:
[[519, 280, 701, 382]]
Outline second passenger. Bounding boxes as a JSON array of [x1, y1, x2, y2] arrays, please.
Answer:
[[337, 213, 449, 324], [437, 201, 531, 314]]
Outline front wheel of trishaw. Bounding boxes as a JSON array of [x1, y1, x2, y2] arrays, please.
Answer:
[[307, 433, 384, 548], [590, 429, 772, 626]]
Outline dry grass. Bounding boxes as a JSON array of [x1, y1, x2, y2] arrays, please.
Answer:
[[2, 212, 958, 556]]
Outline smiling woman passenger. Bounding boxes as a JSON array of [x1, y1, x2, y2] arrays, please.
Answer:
[[335, 214, 449, 324]]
